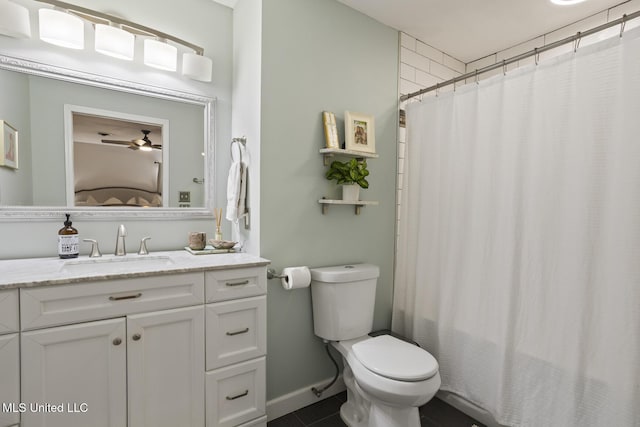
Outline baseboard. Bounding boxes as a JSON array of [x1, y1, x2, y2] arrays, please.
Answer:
[[266, 375, 346, 421]]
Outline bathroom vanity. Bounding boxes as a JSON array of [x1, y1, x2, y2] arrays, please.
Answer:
[[0, 251, 269, 427]]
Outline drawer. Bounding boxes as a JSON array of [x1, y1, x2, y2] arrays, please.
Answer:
[[21, 272, 204, 330], [0, 289, 19, 334], [206, 296, 266, 370], [205, 267, 266, 303], [206, 357, 265, 427]]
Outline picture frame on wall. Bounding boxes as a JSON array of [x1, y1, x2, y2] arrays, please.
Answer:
[[0, 120, 18, 170], [345, 111, 375, 154]]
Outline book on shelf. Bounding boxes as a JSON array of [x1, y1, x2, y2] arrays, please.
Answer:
[[322, 111, 340, 149]]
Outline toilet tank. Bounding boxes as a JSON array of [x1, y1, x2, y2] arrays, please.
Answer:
[[310, 264, 380, 341]]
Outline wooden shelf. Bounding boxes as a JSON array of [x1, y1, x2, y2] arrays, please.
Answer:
[[318, 198, 379, 215], [320, 148, 379, 166]]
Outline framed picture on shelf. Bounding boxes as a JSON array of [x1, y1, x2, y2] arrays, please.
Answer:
[[345, 111, 375, 154], [0, 120, 18, 169], [322, 111, 340, 149]]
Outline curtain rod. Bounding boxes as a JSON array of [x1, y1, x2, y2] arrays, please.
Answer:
[[400, 9, 640, 102]]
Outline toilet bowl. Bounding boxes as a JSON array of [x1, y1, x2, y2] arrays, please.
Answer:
[[332, 335, 441, 427], [310, 264, 441, 427]]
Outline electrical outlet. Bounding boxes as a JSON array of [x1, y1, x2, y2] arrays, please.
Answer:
[[179, 191, 190, 203]]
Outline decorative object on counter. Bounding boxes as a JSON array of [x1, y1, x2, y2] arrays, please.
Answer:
[[214, 208, 223, 240], [209, 239, 237, 250], [0, 120, 18, 169], [345, 111, 376, 154], [184, 245, 235, 255], [322, 111, 340, 149], [58, 214, 79, 259], [325, 158, 370, 201], [188, 231, 207, 251]]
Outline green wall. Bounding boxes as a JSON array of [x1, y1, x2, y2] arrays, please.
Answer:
[[260, 0, 399, 400]]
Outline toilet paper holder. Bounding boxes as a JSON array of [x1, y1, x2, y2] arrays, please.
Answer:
[[266, 268, 285, 280]]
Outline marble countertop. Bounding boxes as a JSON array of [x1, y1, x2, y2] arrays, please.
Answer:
[[0, 250, 270, 289]]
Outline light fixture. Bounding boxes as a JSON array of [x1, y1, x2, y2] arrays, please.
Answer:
[[32, 0, 214, 81], [144, 38, 177, 71], [182, 52, 213, 82], [38, 8, 84, 49], [0, 0, 31, 38], [550, 0, 588, 5], [95, 24, 134, 60]]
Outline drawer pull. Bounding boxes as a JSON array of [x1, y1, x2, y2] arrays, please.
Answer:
[[109, 292, 142, 301], [225, 280, 249, 287], [113, 338, 122, 346], [132, 333, 142, 341], [226, 390, 249, 400], [226, 327, 249, 336]]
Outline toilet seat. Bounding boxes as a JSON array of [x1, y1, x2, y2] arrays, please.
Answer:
[[352, 335, 438, 382]]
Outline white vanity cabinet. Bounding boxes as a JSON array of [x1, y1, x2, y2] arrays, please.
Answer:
[[19, 273, 205, 427], [0, 289, 20, 427], [0, 252, 269, 427], [204, 267, 268, 427]]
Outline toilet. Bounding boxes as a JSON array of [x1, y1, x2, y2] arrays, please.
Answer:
[[310, 264, 441, 427]]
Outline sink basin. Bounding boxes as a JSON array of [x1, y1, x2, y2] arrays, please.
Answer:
[[61, 255, 175, 274]]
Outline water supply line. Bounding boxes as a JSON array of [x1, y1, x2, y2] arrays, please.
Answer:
[[311, 341, 340, 398]]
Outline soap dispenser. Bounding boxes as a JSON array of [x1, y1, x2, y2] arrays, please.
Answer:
[[58, 213, 79, 259]]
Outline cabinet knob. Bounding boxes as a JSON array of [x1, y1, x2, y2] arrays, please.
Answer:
[[132, 333, 142, 341], [113, 337, 122, 346]]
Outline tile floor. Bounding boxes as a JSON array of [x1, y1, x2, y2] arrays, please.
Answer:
[[267, 391, 485, 427]]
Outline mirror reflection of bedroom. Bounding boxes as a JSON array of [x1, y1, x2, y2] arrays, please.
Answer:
[[71, 111, 165, 207]]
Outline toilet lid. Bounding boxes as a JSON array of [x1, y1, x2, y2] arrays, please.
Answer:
[[352, 335, 438, 382]]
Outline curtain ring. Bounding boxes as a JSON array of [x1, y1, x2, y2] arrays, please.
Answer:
[[573, 32, 581, 53], [435, 82, 439, 97], [620, 14, 627, 38], [534, 47, 539, 65], [453, 78, 456, 92], [502, 59, 507, 76], [475, 69, 479, 85]]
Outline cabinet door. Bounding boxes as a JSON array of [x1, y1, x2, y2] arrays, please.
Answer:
[[127, 306, 204, 427], [0, 333, 20, 427], [21, 318, 127, 427]]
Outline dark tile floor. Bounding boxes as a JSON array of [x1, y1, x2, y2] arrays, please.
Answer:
[[267, 391, 485, 427]]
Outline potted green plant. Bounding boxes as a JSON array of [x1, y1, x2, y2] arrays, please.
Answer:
[[325, 158, 369, 201]]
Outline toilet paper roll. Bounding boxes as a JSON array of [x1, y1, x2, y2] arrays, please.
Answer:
[[281, 266, 311, 290]]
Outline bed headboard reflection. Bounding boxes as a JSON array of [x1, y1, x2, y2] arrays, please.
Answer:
[[75, 187, 162, 207]]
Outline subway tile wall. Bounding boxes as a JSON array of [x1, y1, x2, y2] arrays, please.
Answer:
[[396, 0, 640, 233]]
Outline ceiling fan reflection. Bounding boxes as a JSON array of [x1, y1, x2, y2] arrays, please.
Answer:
[[101, 129, 162, 151]]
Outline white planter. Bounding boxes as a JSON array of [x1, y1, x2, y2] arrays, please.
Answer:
[[342, 184, 360, 201]]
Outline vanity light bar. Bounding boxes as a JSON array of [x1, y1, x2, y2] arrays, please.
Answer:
[[33, 0, 212, 81]]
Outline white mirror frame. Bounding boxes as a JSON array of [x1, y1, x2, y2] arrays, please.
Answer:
[[0, 53, 216, 221]]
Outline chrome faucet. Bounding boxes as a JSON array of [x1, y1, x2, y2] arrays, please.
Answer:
[[115, 224, 127, 256]]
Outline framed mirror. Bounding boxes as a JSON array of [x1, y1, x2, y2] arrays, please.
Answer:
[[0, 53, 215, 220]]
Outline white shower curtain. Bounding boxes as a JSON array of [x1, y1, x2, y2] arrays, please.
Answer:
[[393, 27, 640, 427]]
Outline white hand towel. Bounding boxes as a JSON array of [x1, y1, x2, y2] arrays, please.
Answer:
[[226, 142, 248, 222], [226, 160, 241, 221]]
